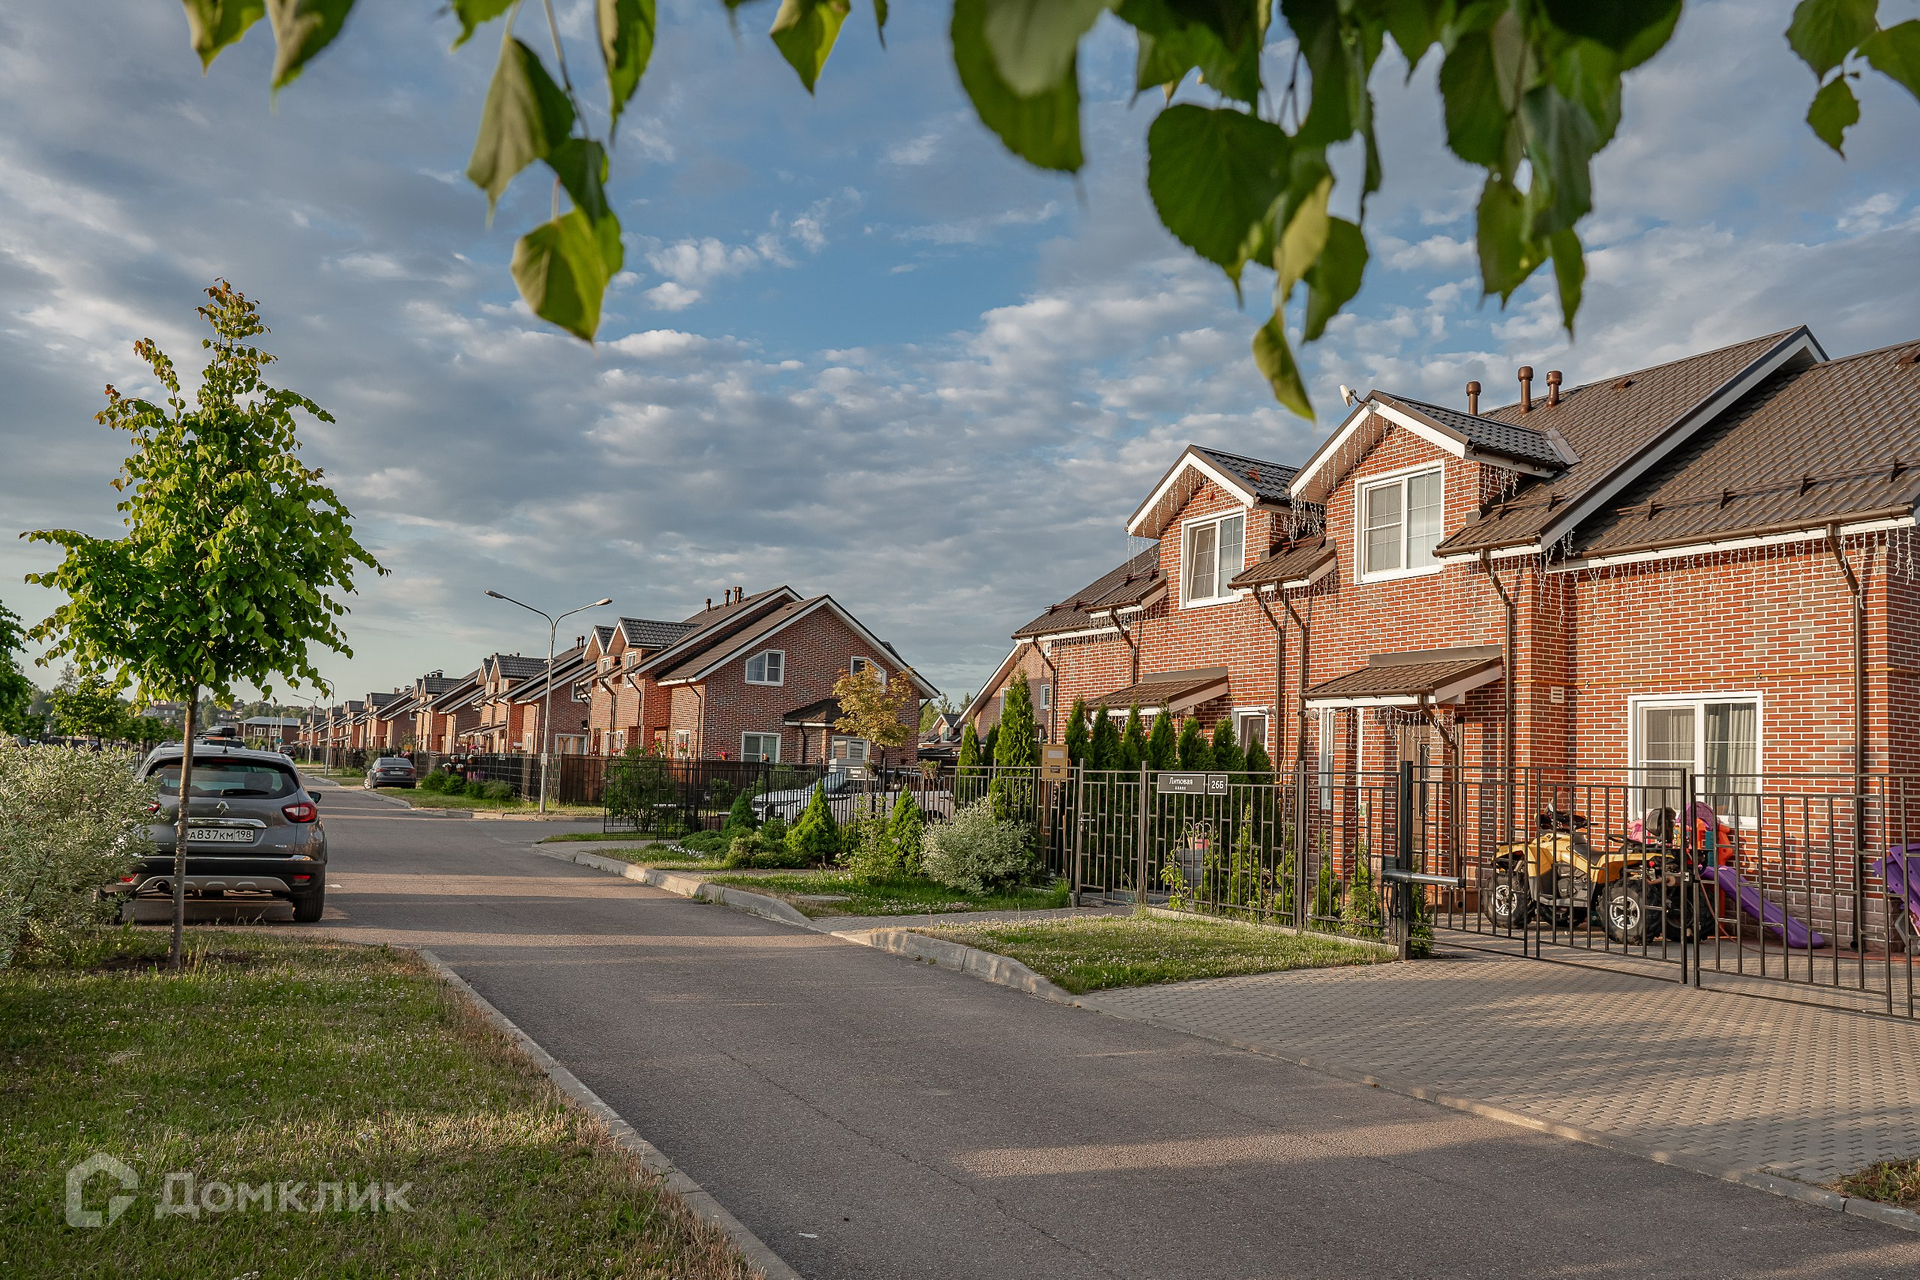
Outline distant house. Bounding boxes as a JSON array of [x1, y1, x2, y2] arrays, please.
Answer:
[[509, 639, 593, 755], [472, 653, 553, 754]]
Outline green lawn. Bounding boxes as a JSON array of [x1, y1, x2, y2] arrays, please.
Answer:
[[373, 788, 599, 816], [705, 869, 1072, 919], [921, 913, 1391, 993], [0, 930, 756, 1279], [538, 831, 675, 843], [1833, 1158, 1920, 1210]]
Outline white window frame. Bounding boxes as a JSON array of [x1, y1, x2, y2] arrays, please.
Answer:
[[850, 655, 885, 684], [741, 731, 782, 763], [1356, 463, 1446, 584], [1317, 707, 1336, 809], [672, 729, 692, 757], [1035, 680, 1052, 713], [1179, 510, 1248, 608], [745, 649, 786, 686], [1234, 707, 1269, 754], [831, 735, 869, 766], [1627, 692, 1764, 825]]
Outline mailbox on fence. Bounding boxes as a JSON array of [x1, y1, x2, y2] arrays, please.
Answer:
[[1042, 745, 1072, 781], [1156, 772, 1232, 796]]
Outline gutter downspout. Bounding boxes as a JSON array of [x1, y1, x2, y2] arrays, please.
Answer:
[[1282, 589, 1312, 929], [1254, 587, 1287, 767], [1482, 550, 1518, 845], [1828, 523, 1867, 948], [1114, 612, 1141, 686]]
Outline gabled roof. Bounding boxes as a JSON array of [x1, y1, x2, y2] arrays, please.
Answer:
[[634, 587, 802, 678], [1291, 388, 1570, 504], [654, 594, 941, 698], [365, 691, 405, 712], [1372, 393, 1568, 469], [1228, 535, 1335, 591], [1126, 444, 1300, 538], [428, 670, 482, 712], [1013, 548, 1162, 639], [620, 617, 694, 650], [585, 624, 617, 657], [484, 653, 548, 682], [509, 645, 588, 702], [413, 673, 460, 696], [784, 696, 842, 726], [1435, 327, 1825, 556]]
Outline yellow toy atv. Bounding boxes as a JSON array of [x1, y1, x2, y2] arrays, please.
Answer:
[[1481, 809, 1682, 944]]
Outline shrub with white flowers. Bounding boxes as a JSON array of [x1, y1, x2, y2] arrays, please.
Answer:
[[920, 797, 1036, 894]]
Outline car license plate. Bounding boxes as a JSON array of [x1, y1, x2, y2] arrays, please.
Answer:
[[188, 827, 257, 845]]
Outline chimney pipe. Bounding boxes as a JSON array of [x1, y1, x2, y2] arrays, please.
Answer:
[[1546, 369, 1562, 407], [1466, 380, 1481, 414], [1518, 365, 1534, 413], [706, 597, 712, 610]]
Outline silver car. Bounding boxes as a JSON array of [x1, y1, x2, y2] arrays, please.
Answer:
[[124, 743, 329, 921]]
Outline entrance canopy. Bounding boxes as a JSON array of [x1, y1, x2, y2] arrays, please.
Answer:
[[1303, 646, 1502, 710], [784, 696, 843, 728], [1089, 666, 1229, 715]]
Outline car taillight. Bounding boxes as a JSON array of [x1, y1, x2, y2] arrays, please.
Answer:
[[146, 801, 161, 814], [282, 802, 318, 823]]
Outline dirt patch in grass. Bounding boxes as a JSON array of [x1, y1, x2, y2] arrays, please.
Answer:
[[1, 928, 759, 1278], [921, 913, 1391, 994], [1833, 1158, 1920, 1211]]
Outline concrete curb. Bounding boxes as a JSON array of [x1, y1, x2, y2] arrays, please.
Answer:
[[526, 842, 1920, 1237], [413, 947, 802, 1280], [532, 846, 814, 928], [831, 927, 1081, 1005]]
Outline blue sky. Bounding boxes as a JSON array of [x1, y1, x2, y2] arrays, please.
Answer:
[[2, 2, 1917, 707]]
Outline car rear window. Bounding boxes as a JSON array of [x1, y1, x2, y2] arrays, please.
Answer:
[[375, 758, 413, 768], [149, 759, 299, 799]]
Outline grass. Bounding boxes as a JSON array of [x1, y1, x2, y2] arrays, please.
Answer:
[[538, 831, 678, 843], [374, 788, 599, 816], [0, 929, 757, 1279], [704, 869, 1072, 919], [920, 913, 1392, 994], [1833, 1159, 1920, 1211]]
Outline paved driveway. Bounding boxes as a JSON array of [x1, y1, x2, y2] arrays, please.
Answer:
[[286, 784, 1920, 1279]]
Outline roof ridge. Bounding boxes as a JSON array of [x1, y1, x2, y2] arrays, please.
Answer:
[[1481, 326, 1805, 412]]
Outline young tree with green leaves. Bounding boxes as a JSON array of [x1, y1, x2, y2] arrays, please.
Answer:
[[171, 2, 1919, 415], [832, 663, 918, 778], [1145, 710, 1175, 772], [1245, 737, 1274, 782], [786, 785, 842, 865], [957, 722, 981, 774], [1062, 697, 1089, 764], [26, 282, 382, 969], [1176, 718, 1212, 770], [49, 674, 127, 745], [981, 724, 1000, 770], [1088, 705, 1117, 770], [0, 602, 38, 737], [888, 788, 926, 877], [995, 670, 1039, 769], [1118, 706, 1147, 772], [1210, 718, 1244, 772]]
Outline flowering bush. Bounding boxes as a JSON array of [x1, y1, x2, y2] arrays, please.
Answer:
[[0, 744, 155, 967], [919, 797, 1036, 894]]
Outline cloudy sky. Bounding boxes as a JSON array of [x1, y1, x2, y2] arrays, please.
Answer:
[[2, 2, 1916, 707]]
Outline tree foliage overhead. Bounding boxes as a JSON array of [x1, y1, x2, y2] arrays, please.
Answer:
[[175, 1, 1919, 416], [25, 281, 383, 705]]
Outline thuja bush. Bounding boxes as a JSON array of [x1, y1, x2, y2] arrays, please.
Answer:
[[785, 787, 840, 866], [0, 745, 154, 967], [921, 797, 1036, 894]]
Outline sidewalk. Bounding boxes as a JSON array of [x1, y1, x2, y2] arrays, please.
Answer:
[[1085, 943, 1920, 1188]]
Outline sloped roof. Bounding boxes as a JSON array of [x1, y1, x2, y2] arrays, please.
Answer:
[[428, 670, 481, 712], [1372, 393, 1565, 469], [1127, 444, 1301, 538], [653, 595, 940, 697], [1088, 666, 1230, 713], [620, 617, 694, 650], [365, 691, 404, 711], [413, 674, 460, 696], [1436, 327, 1818, 554], [635, 587, 801, 677], [1304, 646, 1503, 707], [1013, 548, 1162, 638], [1571, 338, 1920, 558], [784, 695, 842, 726], [509, 645, 588, 701], [1193, 447, 1299, 502], [1229, 536, 1334, 591], [487, 653, 548, 681]]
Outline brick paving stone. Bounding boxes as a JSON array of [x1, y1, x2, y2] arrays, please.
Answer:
[[1085, 944, 1920, 1185]]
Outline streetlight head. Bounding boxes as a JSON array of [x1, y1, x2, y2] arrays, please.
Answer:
[[484, 590, 504, 599], [594, 597, 612, 607]]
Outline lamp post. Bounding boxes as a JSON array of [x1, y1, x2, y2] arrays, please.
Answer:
[[484, 590, 612, 814]]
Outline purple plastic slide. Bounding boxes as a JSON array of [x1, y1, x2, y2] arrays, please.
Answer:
[[1703, 864, 1828, 949], [1873, 845, 1920, 933]]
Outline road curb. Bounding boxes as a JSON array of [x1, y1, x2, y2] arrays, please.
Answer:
[[413, 947, 802, 1280], [524, 843, 1920, 1237], [532, 846, 814, 928]]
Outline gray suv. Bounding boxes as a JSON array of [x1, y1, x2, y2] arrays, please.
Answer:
[[126, 743, 329, 921]]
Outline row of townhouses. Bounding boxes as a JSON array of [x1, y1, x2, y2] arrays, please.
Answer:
[[966, 326, 1920, 795], [299, 586, 938, 766]]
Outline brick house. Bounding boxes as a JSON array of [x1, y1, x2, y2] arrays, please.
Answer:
[[424, 670, 483, 754], [472, 653, 552, 754], [971, 326, 1920, 804], [579, 616, 696, 755], [510, 640, 593, 755], [399, 671, 462, 749]]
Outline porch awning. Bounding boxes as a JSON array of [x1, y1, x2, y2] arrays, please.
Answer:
[[1088, 666, 1229, 715], [784, 696, 842, 727], [1303, 645, 1503, 709]]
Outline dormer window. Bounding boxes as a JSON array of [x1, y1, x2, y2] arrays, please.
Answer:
[[746, 650, 785, 686], [1181, 512, 1244, 607], [1359, 466, 1444, 582], [851, 656, 885, 684]]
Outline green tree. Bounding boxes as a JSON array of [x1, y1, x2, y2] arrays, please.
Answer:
[[1245, 737, 1274, 781], [832, 663, 917, 777], [1210, 719, 1244, 772], [0, 601, 35, 736], [957, 722, 981, 774], [1343, 852, 1382, 940], [1118, 706, 1146, 771], [26, 283, 382, 968], [1176, 718, 1212, 769], [49, 672, 127, 745], [981, 724, 1000, 769], [1062, 697, 1089, 765], [172, 3, 1920, 416], [888, 788, 926, 877], [785, 786, 841, 864], [1088, 706, 1118, 771], [724, 786, 758, 835], [995, 670, 1039, 769], [1145, 710, 1175, 771]]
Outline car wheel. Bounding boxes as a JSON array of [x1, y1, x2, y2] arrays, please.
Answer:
[[1483, 870, 1531, 930], [1603, 881, 1653, 945], [290, 883, 326, 923]]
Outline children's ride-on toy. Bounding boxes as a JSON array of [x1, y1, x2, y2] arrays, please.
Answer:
[[1874, 845, 1920, 953], [1482, 808, 1684, 944]]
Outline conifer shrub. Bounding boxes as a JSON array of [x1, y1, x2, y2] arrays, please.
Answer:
[[785, 786, 841, 865]]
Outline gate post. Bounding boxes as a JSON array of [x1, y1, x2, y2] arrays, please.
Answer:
[[1072, 762, 1086, 908], [1394, 760, 1415, 961], [1136, 762, 1150, 909]]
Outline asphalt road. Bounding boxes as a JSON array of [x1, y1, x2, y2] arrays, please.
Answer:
[[248, 782, 1920, 1278]]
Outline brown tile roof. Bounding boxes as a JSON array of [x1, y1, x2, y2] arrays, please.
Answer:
[[784, 695, 842, 726], [1305, 646, 1502, 705], [1373, 393, 1565, 469], [654, 598, 815, 682], [1572, 338, 1920, 557], [1229, 536, 1333, 590], [635, 587, 801, 677], [1194, 447, 1299, 502], [1013, 549, 1162, 638], [1088, 666, 1230, 713], [619, 617, 694, 650], [1436, 328, 1810, 554]]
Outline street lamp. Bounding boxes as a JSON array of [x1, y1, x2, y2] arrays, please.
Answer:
[[484, 590, 612, 814], [289, 689, 332, 773]]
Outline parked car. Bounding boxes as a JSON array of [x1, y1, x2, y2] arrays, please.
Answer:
[[751, 769, 859, 823], [120, 743, 328, 922], [365, 756, 417, 789]]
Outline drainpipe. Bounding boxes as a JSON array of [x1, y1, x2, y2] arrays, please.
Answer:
[[1114, 611, 1141, 686], [1254, 587, 1287, 765], [1828, 523, 1867, 947], [1283, 590, 1311, 779], [1481, 550, 1518, 844], [1032, 639, 1060, 743]]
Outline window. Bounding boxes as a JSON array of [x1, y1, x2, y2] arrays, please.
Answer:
[[742, 732, 781, 763], [850, 656, 885, 684], [745, 650, 785, 686], [1235, 710, 1268, 754], [673, 729, 691, 757], [1317, 708, 1336, 809], [1181, 513, 1245, 606], [1035, 681, 1052, 713], [1632, 695, 1760, 822], [1359, 467, 1444, 580], [831, 736, 869, 766]]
